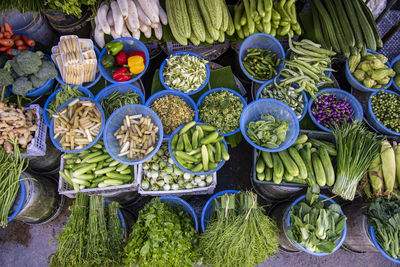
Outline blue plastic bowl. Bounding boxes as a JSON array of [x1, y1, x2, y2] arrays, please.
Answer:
[[2, 87, 10, 98], [168, 122, 228, 175], [98, 37, 149, 84], [9, 54, 55, 97], [239, 33, 285, 84], [286, 194, 347, 256], [13, 31, 34, 52], [308, 88, 364, 133], [240, 98, 299, 152], [390, 54, 400, 92], [345, 49, 393, 92], [145, 90, 198, 138], [200, 190, 238, 232], [256, 80, 308, 122], [149, 196, 199, 232], [95, 84, 145, 118], [56, 46, 102, 88], [43, 86, 94, 127], [366, 89, 400, 136], [8, 179, 26, 223], [196, 88, 247, 136], [159, 51, 210, 95], [50, 97, 105, 153], [103, 104, 163, 165], [369, 226, 400, 264]]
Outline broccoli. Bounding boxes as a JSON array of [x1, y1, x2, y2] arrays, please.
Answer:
[[12, 76, 33, 96], [9, 59, 25, 77], [15, 50, 43, 75], [0, 68, 13, 87], [30, 75, 47, 89], [34, 59, 57, 81]]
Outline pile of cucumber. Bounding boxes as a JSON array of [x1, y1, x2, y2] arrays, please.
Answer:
[[255, 134, 336, 187]]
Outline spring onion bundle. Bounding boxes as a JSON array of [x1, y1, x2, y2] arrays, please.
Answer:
[[199, 191, 279, 267], [333, 122, 381, 200]]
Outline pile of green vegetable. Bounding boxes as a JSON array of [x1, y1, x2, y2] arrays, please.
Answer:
[[100, 90, 142, 119], [46, 85, 85, 122], [2, 50, 57, 96], [393, 61, 400, 87], [0, 139, 28, 228], [123, 197, 200, 267], [287, 185, 347, 254], [49, 194, 124, 266], [349, 53, 394, 89], [364, 198, 400, 260], [234, 0, 302, 39], [371, 91, 400, 132], [259, 81, 305, 118], [246, 113, 289, 149], [198, 90, 244, 134], [170, 121, 230, 173], [255, 134, 336, 187], [310, 0, 382, 57], [60, 141, 134, 192], [141, 144, 214, 191], [199, 191, 279, 267], [242, 48, 280, 81]]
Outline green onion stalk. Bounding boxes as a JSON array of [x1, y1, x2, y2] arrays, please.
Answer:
[[107, 201, 124, 258], [332, 122, 381, 200]]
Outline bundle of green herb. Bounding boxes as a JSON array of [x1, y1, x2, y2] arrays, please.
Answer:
[[100, 90, 141, 118], [123, 197, 200, 267], [199, 191, 279, 267]]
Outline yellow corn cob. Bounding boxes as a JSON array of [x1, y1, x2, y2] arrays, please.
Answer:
[[369, 154, 384, 196], [394, 141, 400, 186], [381, 140, 396, 194]]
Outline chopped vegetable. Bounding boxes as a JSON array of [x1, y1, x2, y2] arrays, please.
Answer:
[[242, 48, 280, 81], [371, 91, 400, 132], [311, 94, 353, 128], [198, 90, 243, 134]]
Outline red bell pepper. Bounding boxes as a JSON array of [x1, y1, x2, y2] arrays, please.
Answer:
[[115, 50, 128, 65], [128, 51, 146, 64], [112, 67, 131, 82]]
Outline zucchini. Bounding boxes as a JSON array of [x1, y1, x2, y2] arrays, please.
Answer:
[[335, 0, 355, 47], [341, 0, 364, 50], [319, 146, 335, 186], [265, 167, 272, 181], [186, 0, 206, 42], [198, 0, 220, 40], [288, 147, 308, 179], [299, 147, 316, 186], [205, 0, 222, 30], [166, 0, 187, 45], [278, 150, 299, 177], [312, 152, 326, 186], [309, 138, 337, 156], [323, 0, 349, 56], [256, 156, 265, 173], [220, 0, 229, 31], [358, 0, 383, 48], [352, 0, 376, 51], [272, 153, 284, 184]]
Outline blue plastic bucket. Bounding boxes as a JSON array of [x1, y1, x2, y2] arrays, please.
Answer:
[[9, 54, 55, 97], [200, 190, 238, 233], [149, 196, 199, 232], [256, 80, 308, 122], [286, 194, 347, 256], [103, 104, 163, 165], [55, 46, 102, 88], [145, 90, 198, 138], [369, 226, 400, 264], [8, 179, 26, 223], [159, 51, 210, 95], [168, 122, 228, 175], [391, 54, 400, 92], [98, 37, 149, 84], [50, 97, 105, 153], [345, 49, 393, 92], [196, 88, 247, 136], [308, 88, 364, 133], [366, 89, 400, 136], [43, 86, 94, 127], [240, 98, 299, 152], [13, 31, 34, 51], [239, 33, 285, 84]]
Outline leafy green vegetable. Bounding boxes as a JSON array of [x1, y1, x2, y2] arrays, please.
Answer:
[[123, 198, 200, 267], [246, 114, 289, 148], [45, 0, 97, 19]]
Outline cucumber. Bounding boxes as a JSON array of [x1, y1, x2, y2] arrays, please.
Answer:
[[205, 0, 222, 30], [352, 0, 376, 51], [220, 0, 229, 31], [293, 134, 308, 145], [309, 138, 337, 156], [342, 0, 364, 50], [319, 146, 335, 186], [288, 147, 308, 179], [311, 3, 326, 48], [261, 151, 273, 168], [256, 157, 265, 173], [265, 167, 272, 181], [283, 169, 294, 182], [278, 150, 299, 177], [257, 171, 265, 181], [198, 0, 220, 40], [299, 147, 316, 186], [186, 0, 206, 42], [334, 0, 355, 48], [272, 153, 284, 184], [358, 0, 382, 48], [311, 152, 326, 186], [189, 31, 201, 46]]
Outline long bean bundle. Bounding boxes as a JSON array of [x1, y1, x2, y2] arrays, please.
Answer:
[[333, 122, 381, 200], [0, 138, 29, 227], [100, 90, 141, 118]]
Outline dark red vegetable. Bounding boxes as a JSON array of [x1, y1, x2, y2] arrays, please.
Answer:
[[112, 67, 132, 82], [115, 50, 128, 65], [128, 51, 146, 64]]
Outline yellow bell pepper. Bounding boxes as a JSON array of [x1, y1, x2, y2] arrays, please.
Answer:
[[127, 56, 145, 74]]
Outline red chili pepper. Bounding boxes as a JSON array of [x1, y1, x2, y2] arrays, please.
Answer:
[[115, 50, 128, 65], [128, 51, 146, 64], [112, 67, 132, 82]]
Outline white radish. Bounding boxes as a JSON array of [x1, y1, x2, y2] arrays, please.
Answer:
[[139, 22, 149, 33], [94, 25, 105, 48], [117, 0, 129, 19], [143, 28, 152, 38], [125, 0, 140, 32], [138, 0, 159, 24], [97, 3, 111, 34], [111, 1, 124, 36], [131, 29, 141, 40], [153, 0, 167, 25], [153, 23, 163, 40], [135, 0, 151, 26], [107, 10, 114, 27], [110, 25, 121, 39], [121, 23, 132, 37]]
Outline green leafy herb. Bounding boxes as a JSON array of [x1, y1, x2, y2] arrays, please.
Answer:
[[45, 0, 97, 19], [100, 90, 141, 119]]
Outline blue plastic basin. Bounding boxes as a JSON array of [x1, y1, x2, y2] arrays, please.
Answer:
[[240, 98, 299, 152], [8, 179, 26, 223], [369, 226, 400, 264], [308, 88, 364, 133]]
